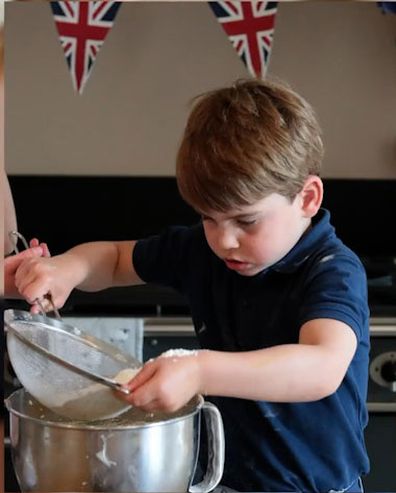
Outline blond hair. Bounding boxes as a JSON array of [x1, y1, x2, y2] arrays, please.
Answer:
[[176, 78, 324, 213]]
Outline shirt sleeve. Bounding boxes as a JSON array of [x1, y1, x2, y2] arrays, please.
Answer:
[[132, 224, 205, 294], [298, 250, 369, 340]]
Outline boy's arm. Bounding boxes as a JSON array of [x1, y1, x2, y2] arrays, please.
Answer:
[[64, 240, 142, 290], [124, 318, 357, 412], [14, 240, 142, 310], [198, 318, 357, 402]]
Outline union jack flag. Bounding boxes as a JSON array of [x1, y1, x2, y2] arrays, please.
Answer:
[[378, 1, 396, 14], [50, 1, 121, 94], [209, 1, 278, 79]]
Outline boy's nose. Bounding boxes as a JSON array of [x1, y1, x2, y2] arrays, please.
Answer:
[[217, 229, 239, 250]]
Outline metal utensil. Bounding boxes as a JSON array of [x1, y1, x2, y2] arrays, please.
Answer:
[[8, 230, 29, 252], [5, 309, 142, 420], [6, 389, 225, 493], [6, 239, 134, 392], [7, 321, 132, 394]]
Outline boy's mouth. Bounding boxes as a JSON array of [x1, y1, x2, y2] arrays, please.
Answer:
[[224, 258, 250, 271]]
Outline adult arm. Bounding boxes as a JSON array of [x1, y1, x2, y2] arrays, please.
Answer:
[[3, 170, 17, 255]]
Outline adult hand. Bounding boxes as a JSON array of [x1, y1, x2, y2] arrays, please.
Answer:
[[4, 238, 50, 298], [120, 351, 204, 413]]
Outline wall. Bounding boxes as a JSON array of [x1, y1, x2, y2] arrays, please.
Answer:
[[5, 1, 396, 178], [269, 1, 396, 178]]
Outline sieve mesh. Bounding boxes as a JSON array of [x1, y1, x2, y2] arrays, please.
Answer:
[[6, 311, 141, 421]]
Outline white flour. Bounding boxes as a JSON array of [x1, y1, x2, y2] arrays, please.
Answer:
[[113, 367, 139, 384], [51, 367, 139, 420], [160, 349, 198, 358], [95, 434, 117, 468]]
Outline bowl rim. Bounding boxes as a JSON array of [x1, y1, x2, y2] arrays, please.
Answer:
[[5, 388, 204, 430]]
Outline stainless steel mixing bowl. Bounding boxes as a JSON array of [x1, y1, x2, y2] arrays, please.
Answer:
[[6, 388, 224, 493]]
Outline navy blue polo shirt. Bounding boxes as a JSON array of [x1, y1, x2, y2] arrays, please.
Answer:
[[133, 208, 370, 492]]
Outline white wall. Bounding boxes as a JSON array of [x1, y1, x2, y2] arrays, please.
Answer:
[[269, 1, 396, 179], [5, 1, 396, 178]]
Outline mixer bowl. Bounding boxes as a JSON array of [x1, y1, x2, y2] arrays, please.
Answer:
[[6, 388, 224, 493]]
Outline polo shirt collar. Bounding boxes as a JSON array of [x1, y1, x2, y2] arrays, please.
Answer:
[[270, 208, 335, 274]]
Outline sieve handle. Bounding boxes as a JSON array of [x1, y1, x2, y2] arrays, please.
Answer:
[[101, 379, 131, 395], [36, 293, 62, 320], [8, 230, 29, 254]]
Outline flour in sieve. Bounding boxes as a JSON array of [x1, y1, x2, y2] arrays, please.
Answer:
[[51, 367, 139, 421], [113, 367, 140, 384]]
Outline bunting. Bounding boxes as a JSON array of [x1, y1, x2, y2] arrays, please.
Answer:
[[377, 2, 396, 14], [50, 1, 121, 94], [209, 1, 278, 79]]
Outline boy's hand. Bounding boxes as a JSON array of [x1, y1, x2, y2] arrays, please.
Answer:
[[4, 239, 50, 298], [14, 253, 76, 313], [29, 237, 51, 258], [120, 351, 205, 413]]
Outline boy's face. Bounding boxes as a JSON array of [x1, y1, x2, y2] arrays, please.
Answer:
[[202, 192, 312, 276]]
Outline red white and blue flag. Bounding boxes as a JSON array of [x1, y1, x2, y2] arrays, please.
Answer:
[[209, 1, 278, 79], [50, 1, 121, 94], [377, 1, 396, 14]]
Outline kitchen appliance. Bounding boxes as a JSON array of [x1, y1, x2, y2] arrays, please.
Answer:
[[363, 321, 396, 492], [5, 388, 224, 493]]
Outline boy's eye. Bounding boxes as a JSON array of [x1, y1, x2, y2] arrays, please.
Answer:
[[237, 218, 257, 226]]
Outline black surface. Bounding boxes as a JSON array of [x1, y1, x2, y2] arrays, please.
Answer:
[[4, 442, 20, 492], [6, 176, 396, 317], [8, 175, 396, 257], [320, 178, 396, 258], [363, 412, 396, 492], [8, 175, 200, 255]]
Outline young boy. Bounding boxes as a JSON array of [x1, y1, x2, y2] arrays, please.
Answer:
[[14, 79, 370, 492]]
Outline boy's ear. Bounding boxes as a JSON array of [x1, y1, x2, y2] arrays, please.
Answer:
[[300, 175, 323, 217]]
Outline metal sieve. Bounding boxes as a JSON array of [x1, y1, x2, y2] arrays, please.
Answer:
[[5, 309, 142, 421]]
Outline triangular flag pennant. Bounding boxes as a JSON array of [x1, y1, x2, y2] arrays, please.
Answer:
[[209, 1, 278, 79], [50, 1, 121, 94], [377, 1, 396, 14]]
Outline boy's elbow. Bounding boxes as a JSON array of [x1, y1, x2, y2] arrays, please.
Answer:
[[311, 375, 344, 400]]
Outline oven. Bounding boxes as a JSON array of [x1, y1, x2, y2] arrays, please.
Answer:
[[363, 319, 396, 492]]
